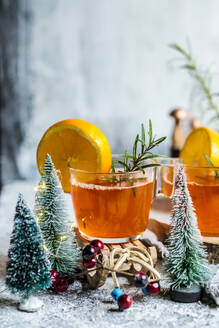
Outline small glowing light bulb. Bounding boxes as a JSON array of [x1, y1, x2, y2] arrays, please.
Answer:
[[41, 181, 46, 188], [43, 244, 48, 251]]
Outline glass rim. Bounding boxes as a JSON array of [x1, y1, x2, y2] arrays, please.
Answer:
[[69, 155, 219, 174], [157, 157, 219, 169], [69, 154, 157, 175], [69, 167, 155, 175]]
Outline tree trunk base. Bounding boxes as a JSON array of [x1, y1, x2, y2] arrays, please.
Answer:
[[170, 284, 201, 303], [18, 295, 43, 312]]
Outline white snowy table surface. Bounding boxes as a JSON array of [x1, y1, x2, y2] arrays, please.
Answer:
[[0, 180, 219, 328]]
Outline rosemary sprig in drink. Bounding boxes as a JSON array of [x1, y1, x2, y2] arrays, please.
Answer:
[[114, 120, 166, 172], [102, 120, 166, 196], [204, 154, 219, 178]]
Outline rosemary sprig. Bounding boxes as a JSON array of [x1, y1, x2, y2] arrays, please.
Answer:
[[204, 154, 219, 178], [113, 120, 166, 172], [170, 43, 219, 122], [102, 120, 166, 197]]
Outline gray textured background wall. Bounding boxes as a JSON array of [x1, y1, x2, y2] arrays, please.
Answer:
[[13, 0, 219, 178]]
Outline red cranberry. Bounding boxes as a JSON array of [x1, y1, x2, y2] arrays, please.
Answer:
[[83, 258, 97, 269], [82, 245, 97, 260], [90, 240, 104, 254], [145, 282, 160, 295], [53, 279, 69, 292], [134, 272, 148, 288], [50, 270, 60, 285], [118, 294, 133, 311]]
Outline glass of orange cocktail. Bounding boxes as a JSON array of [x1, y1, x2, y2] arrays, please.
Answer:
[[158, 158, 219, 237], [70, 157, 155, 243]]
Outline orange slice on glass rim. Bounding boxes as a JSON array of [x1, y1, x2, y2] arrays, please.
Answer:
[[37, 119, 112, 192], [180, 127, 219, 166]]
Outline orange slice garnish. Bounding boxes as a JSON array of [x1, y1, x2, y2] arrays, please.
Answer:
[[37, 119, 112, 192], [180, 127, 219, 167]]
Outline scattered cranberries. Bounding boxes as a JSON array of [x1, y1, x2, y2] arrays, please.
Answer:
[[118, 294, 133, 311], [82, 245, 97, 260], [53, 278, 69, 292], [133, 272, 148, 288], [83, 258, 97, 269], [145, 282, 160, 295], [90, 239, 104, 254]]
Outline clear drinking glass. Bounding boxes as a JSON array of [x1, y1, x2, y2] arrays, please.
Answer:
[[157, 158, 219, 237], [70, 156, 156, 243]]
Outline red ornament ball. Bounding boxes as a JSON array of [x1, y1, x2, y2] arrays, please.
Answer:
[[90, 239, 104, 254], [82, 245, 97, 260], [133, 272, 148, 288], [53, 279, 69, 292], [83, 258, 97, 269], [118, 294, 133, 311], [145, 282, 160, 295], [50, 270, 60, 286]]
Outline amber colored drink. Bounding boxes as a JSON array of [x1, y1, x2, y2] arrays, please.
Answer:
[[162, 166, 219, 237], [70, 169, 154, 242]]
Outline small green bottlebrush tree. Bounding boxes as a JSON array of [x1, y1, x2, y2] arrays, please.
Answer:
[[34, 154, 80, 274], [6, 193, 51, 298], [164, 166, 211, 288]]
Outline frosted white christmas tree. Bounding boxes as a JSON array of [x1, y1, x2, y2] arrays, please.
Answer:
[[6, 193, 51, 311], [34, 154, 80, 275], [164, 166, 211, 289]]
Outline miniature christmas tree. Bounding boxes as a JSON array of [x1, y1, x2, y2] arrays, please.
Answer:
[[164, 166, 211, 292], [34, 154, 80, 275], [6, 193, 51, 311]]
